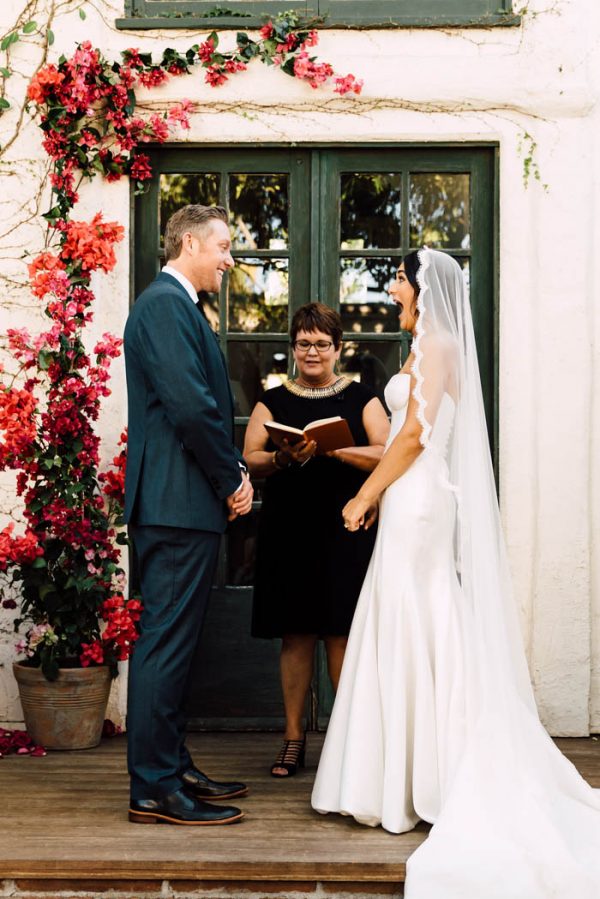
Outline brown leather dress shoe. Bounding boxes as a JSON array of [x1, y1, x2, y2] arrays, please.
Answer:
[[129, 787, 243, 825], [181, 766, 248, 800]]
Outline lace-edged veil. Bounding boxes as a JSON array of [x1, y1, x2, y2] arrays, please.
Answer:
[[411, 248, 535, 714]]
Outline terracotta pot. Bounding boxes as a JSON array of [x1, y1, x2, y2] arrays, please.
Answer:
[[13, 662, 111, 750]]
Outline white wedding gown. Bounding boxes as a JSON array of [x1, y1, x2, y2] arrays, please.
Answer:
[[312, 372, 600, 899]]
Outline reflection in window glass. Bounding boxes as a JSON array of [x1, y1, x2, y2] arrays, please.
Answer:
[[340, 173, 401, 250], [230, 174, 288, 250], [159, 173, 220, 244], [340, 257, 398, 334], [409, 174, 470, 249], [456, 257, 470, 295], [340, 340, 408, 407], [227, 510, 259, 587], [197, 292, 220, 332], [228, 340, 289, 416], [228, 259, 288, 334]]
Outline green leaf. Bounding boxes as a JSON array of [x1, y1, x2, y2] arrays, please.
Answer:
[[42, 204, 62, 223], [0, 98, 10, 110], [32, 557, 47, 569], [47, 29, 54, 46], [38, 348, 53, 370], [79, 8, 87, 20], [0, 67, 11, 78], [22, 21, 38, 34], [0, 32, 18, 51]]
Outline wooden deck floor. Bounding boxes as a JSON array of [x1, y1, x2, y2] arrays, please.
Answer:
[[0, 732, 598, 890]]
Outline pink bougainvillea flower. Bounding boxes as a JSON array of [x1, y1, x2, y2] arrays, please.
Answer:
[[334, 73, 364, 96], [259, 22, 274, 40], [198, 37, 216, 63], [129, 154, 153, 182], [205, 66, 228, 87]]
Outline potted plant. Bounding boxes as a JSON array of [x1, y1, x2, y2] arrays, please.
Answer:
[[0, 212, 141, 750]]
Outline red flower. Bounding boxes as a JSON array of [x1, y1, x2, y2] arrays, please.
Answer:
[[137, 67, 168, 89], [205, 66, 228, 87], [259, 23, 274, 40], [61, 213, 125, 273], [198, 37, 216, 63], [28, 252, 68, 300], [276, 34, 299, 54], [27, 65, 65, 104], [80, 639, 104, 667], [130, 154, 153, 182], [0, 390, 37, 470], [0, 524, 42, 572], [224, 59, 247, 75], [149, 114, 170, 143]]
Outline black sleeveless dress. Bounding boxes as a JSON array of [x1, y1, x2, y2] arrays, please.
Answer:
[[252, 378, 378, 638]]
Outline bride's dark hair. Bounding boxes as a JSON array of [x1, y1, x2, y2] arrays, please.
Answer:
[[402, 250, 421, 295]]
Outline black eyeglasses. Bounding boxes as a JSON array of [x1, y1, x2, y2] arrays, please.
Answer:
[[292, 339, 334, 353]]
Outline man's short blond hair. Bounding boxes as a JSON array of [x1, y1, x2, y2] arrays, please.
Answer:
[[163, 205, 228, 262]]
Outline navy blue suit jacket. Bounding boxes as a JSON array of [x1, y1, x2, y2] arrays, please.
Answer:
[[124, 272, 243, 533]]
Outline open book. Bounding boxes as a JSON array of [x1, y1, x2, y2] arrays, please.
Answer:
[[264, 416, 355, 455]]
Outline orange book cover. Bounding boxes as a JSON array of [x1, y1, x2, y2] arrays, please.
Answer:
[[264, 416, 355, 454]]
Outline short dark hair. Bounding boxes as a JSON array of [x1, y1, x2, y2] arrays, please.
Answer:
[[290, 303, 343, 349], [402, 250, 422, 295], [164, 205, 228, 262]]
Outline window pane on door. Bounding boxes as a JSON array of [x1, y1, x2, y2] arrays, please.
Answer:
[[339, 257, 398, 333], [159, 173, 220, 243], [228, 339, 289, 415], [340, 173, 402, 250], [230, 174, 289, 249], [228, 259, 289, 334], [227, 510, 259, 588], [340, 339, 406, 403], [409, 173, 470, 249]]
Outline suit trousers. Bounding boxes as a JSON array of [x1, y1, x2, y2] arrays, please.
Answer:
[[127, 524, 220, 801]]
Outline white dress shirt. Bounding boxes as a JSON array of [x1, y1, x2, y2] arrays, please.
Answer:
[[161, 264, 199, 306], [161, 264, 245, 496]]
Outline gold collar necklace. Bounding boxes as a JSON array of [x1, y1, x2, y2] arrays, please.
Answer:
[[284, 376, 351, 399]]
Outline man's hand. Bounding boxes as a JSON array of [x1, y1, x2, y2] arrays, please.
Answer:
[[226, 472, 253, 521]]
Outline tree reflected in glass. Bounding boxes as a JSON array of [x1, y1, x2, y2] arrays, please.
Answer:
[[228, 259, 288, 334], [341, 173, 401, 250], [409, 174, 470, 249], [230, 174, 288, 250], [159, 174, 220, 244]]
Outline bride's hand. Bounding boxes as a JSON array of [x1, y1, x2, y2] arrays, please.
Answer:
[[363, 501, 379, 531], [342, 494, 376, 532]]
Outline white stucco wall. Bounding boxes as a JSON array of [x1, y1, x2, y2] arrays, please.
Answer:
[[0, 0, 598, 734]]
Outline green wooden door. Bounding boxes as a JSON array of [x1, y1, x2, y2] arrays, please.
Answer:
[[134, 145, 496, 730]]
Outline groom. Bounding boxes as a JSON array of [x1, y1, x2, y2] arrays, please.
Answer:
[[123, 205, 253, 825]]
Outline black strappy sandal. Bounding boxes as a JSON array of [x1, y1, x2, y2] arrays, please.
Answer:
[[270, 735, 306, 777]]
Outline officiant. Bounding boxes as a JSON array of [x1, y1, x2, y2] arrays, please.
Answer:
[[243, 303, 390, 778]]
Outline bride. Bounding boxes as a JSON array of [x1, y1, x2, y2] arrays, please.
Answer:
[[311, 248, 600, 898]]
